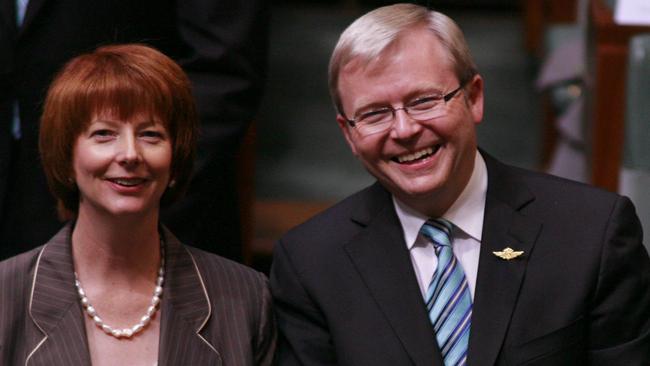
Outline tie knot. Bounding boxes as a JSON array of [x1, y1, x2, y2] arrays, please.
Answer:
[[420, 219, 453, 248]]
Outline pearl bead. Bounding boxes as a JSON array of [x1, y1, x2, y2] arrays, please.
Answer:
[[141, 314, 151, 324], [111, 329, 122, 337], [123, 328, 133, 338], [93, 315, 102, 325], [87, 306, 96, 317], [102, 324, 112, 333], [154, 286, 163, 296], [147, 305, 157, 317], [132, 323, 144, 333]]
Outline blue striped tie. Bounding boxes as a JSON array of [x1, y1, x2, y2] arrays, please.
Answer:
[[420, 219, 472, 366]]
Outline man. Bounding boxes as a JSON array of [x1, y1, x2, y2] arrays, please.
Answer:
[[0, 0, 267, 260], [270, 4, 650, 365]]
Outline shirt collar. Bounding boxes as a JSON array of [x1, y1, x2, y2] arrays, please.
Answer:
[[393, 150, 488, 249]]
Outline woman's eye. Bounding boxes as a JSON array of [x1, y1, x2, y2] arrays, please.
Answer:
[[140, 130, 165, 141], [90, 129, 115, 140]]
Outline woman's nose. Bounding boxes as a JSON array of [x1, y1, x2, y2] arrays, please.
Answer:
[[117, 134, 141, 165]]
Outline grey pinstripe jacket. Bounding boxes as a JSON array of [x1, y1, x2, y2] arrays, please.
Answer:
[[0, 223, 276, 365]]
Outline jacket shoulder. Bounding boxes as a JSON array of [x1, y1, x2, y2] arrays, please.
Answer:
[[490, 157, 622, 210], [184, 245, 269, 299], [0, 247, 42, 293]]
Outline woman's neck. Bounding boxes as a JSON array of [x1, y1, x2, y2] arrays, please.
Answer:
[[72, 206, 162, 282]]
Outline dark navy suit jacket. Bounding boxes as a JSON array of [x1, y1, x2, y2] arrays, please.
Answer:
[[271, 152, 650, 365]]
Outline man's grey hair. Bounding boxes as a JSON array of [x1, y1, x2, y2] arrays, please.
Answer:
[[328, 3, 478, 116]]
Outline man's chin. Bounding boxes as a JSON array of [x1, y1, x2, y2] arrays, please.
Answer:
[[389, 183, 444, 201]]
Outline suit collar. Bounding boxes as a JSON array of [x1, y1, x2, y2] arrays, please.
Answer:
[[158, 227, 222, 365], [27, 224, 221, 365], [467, 152, 541, 366], [346, 183, 444, 366]]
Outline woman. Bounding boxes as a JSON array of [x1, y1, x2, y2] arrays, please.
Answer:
[[0, 44, 276, 365]]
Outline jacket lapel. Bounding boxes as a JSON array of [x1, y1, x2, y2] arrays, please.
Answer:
[[27, 224, 92, 366], [158, 227, 222, 366], [344, 183, 444, 366], [467, 153, 541, 366]]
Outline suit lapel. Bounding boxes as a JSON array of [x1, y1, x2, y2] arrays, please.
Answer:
[[467, 153, 541, 366], [27, 223, 92, 366], [158, 227, 222, 366], [344, 183, 444, 366]]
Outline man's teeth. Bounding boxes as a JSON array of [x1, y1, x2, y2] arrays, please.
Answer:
[[112, 178, 144, 186], [397, 147, 435, 163]]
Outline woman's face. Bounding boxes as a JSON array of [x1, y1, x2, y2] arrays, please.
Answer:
[[72, 112, 173, 219]]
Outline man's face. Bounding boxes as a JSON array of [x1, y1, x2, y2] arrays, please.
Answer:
[[336, 26, 484, 216]]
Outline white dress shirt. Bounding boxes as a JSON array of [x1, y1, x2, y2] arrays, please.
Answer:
[[393, 150, 487, 300]]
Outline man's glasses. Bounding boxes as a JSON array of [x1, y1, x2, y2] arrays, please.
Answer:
[[343, 83, 465, 136]]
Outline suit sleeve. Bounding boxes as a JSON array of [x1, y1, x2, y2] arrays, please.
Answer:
[[270, 239, 338, 365], [588, 196, 650, 365]]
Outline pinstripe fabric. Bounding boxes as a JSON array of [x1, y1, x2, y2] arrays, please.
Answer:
[[0, 223, 276, 365], [421, 219, 472, 366]]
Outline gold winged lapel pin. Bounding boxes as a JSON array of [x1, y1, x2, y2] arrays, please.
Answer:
[[492, 247, 524, 260]]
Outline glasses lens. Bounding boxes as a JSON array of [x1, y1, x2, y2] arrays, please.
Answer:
[[408, 96, 439, 112], [356, 109, 392, 135], [357, 109, 392, 125]]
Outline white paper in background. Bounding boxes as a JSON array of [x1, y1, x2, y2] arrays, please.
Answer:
[[614, 0, 650, 26]]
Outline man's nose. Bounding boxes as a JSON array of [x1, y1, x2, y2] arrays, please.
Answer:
[[390, 108, 422, 140]]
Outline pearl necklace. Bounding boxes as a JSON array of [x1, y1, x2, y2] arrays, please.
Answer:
[[74, 243, 165, 339]]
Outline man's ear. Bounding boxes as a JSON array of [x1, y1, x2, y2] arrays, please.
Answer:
[[336, 114, 359, 156], [466, 74, 484, 125]]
